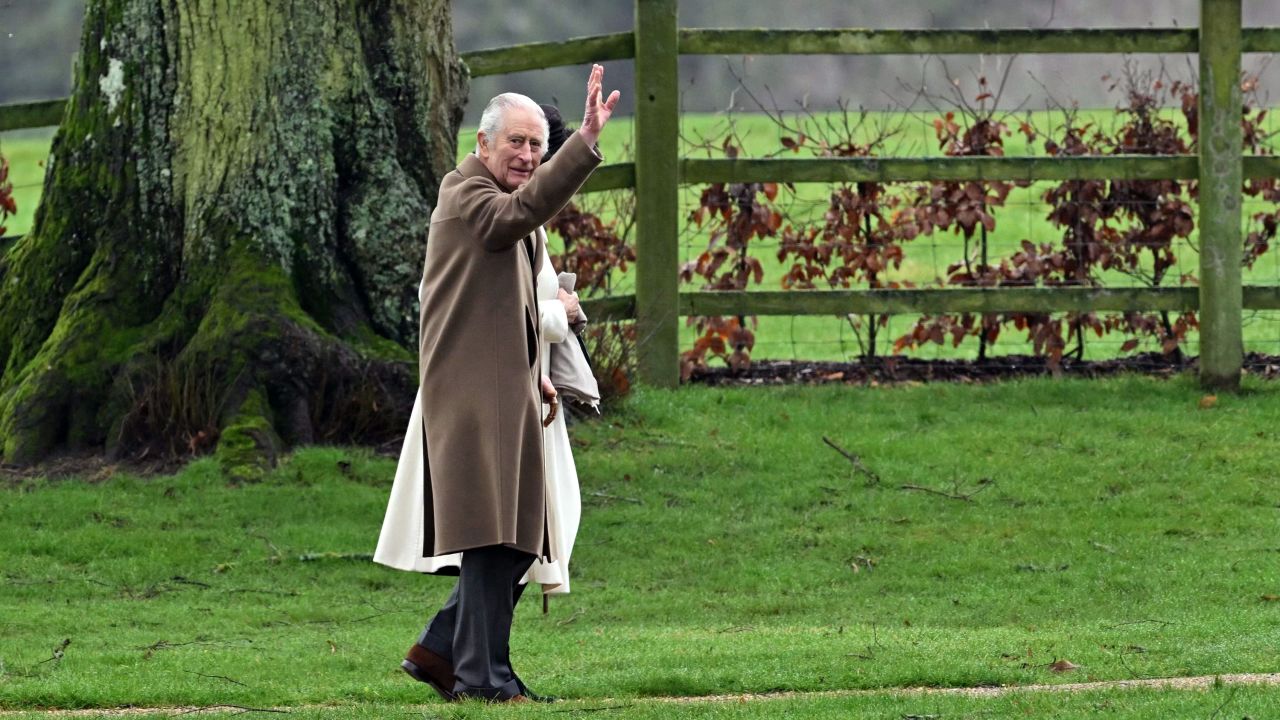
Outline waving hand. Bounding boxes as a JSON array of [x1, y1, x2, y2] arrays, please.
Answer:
[[578, 64, 620, 147]]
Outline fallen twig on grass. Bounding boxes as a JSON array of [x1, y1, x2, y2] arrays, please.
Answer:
[[169, 576, 211, 589], [899, 478, 994, 501], [1102, 618, 1175, 630], [83, 576, 211, 600], [822, 437, 881, 485], [846, 620, 885, 660], [36, 639, 70, 665], [1112, 647, 1155, 681], [1208, 686, 1239, 720], [223, 587, 298, 597], [557, 608, 586, 626], [246, 532, 282, 558], [345, 609, 414, 625], [183, 670, 247, 687], [138, 638, 255, 660]]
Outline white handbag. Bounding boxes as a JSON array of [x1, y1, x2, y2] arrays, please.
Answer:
[[550, 273, 600, 411]]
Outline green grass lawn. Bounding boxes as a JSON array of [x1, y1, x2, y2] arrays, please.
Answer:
[[2, 376, 1278, 717]]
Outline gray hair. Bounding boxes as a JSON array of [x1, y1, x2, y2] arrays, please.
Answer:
[[475, 93, 548, 156]]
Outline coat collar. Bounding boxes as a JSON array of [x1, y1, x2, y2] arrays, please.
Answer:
[[458, 153, 545, 275], [458, 153, 497, 183]]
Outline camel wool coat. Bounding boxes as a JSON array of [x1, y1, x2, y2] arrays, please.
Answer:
[[412, 132, 601, 558], [376, 228, 583, 595]]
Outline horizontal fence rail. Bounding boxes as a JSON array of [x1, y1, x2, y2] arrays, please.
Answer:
[[683, 156, 1202, 183], [682, 28, 1199, 55], [582, 286, 1280, 322], [461, 32, 635, 77], [681, 27, 1280, 55], [3, 27, 1279, 132], [579, 163, 635, 193], [0, 99, 65, 132], [578, 155, 1280, 193]]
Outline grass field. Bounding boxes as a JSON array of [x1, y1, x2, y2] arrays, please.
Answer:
[[5, 108, 1280, 361], [2, 376, 1279, 717]]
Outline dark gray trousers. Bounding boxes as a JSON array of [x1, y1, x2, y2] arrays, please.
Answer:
[[418, 545, 535, 700]]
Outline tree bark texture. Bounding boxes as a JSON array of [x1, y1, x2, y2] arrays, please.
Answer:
[[0, 0, 467, 474]]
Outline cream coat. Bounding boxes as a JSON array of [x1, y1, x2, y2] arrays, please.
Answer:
[[374, 228, 582, 594]]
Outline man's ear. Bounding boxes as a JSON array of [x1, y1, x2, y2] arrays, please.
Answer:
[[477, 131, 490, 160]]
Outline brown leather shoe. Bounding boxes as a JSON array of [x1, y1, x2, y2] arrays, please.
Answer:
[[401, 643, 457, 702], [515, 675, 559, 703]]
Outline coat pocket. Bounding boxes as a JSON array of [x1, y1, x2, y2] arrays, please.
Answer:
[[525, 311, 538, 368]]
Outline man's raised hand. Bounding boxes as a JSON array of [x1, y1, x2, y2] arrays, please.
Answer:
[[579, 63, 620, 147]]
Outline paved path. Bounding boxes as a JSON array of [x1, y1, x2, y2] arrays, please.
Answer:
[[2, 672, 1277, 716]]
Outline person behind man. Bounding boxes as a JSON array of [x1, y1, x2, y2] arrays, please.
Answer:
[[518, 102, 587, 601], [378, 65, 619, 703]]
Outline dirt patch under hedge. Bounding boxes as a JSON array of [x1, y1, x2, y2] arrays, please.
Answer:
[[688, 352, 1280, 386]]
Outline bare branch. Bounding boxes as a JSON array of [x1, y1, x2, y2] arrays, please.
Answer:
[[184, 670, 248, 687], [899, 478, 994, 501], [821, 436, 881, 485]]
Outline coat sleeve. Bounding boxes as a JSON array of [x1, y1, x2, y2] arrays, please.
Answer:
[[540, 300, 570, 345], [457, 133, 604, 252]]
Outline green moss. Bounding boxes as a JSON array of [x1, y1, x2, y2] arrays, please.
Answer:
[[0, 368, 68, 461], [179, 241, 329, 378], [229, 242, 325, 331], [0, 239, 162, 460], [346, 323, 415, 363], [214, 389, 280, 483]]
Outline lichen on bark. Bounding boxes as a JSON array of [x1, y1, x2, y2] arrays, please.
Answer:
[[0, 0, 467, 468]]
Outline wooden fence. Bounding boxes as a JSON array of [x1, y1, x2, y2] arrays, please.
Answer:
[[3, 0, 1277, 390]]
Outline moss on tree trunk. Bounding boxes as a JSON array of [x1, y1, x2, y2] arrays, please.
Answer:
[[0, 0, 467, 474]]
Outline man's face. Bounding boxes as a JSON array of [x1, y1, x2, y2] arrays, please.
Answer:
[[478, 106, 545, 190]]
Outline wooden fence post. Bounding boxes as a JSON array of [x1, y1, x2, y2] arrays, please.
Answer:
[[1198, 0, 1244, 390], [634, 0, 680, 388]]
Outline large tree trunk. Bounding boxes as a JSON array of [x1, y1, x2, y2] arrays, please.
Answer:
[[0, 0, 467, 475]]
